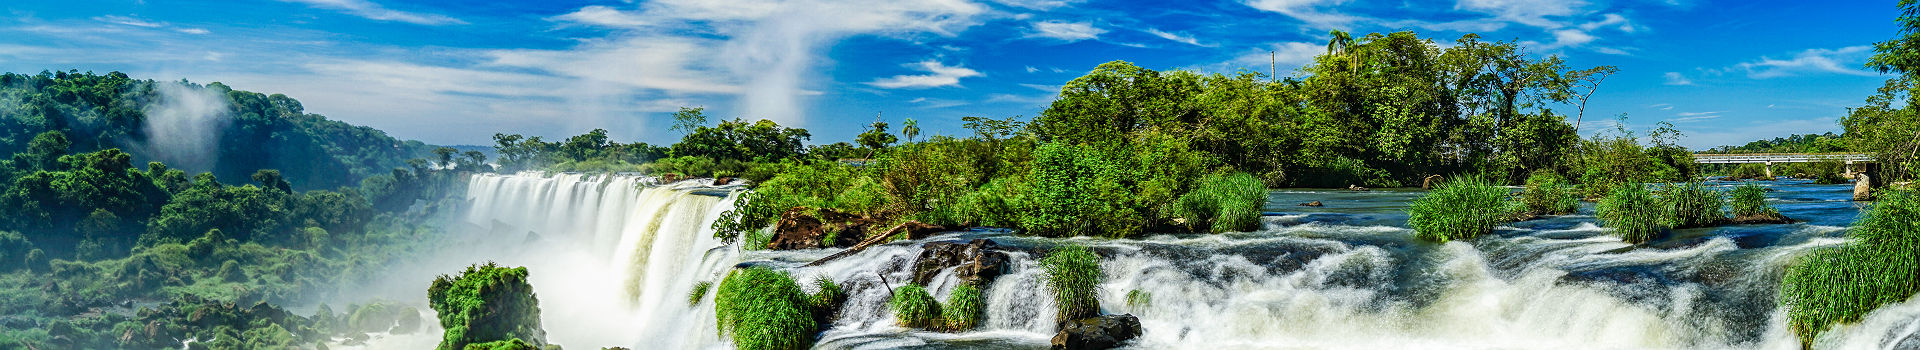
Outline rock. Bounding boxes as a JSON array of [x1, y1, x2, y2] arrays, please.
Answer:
[[713, 177, 736, 186], [1422, 175, 1443, 189], [1347, 184, 1369, 191], [659, 173, 683, 183], [767, 208, 827, 250], [1730, 214, 1795, 225], [1298, 201, 1323, 207], [911, 239, 1010, 286], [1051, 314, 1142, 350], [1856, 173, 1873, 201]]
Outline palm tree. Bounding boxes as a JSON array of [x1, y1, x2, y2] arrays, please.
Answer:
[[903, 118, 921, 143]]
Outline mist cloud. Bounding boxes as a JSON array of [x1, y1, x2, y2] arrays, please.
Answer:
[[143, 83, 231, 171]]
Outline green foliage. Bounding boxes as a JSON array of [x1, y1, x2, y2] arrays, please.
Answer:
[[1125, 289, 1151, 311], [464, 338, 539, 350], [688, 280, 712, 306], [712, 161, 885, 245], [1597, 183, 1664, 244], [1781, 190, 1920, 344], [1573, 118, 1695, 196], [1730, 184, 1781, 218], [1407, 176, 1512, 242], [1658, 182, 1726, 228], [888, 284, 943, 329], [673, 119, 811, 163], [428, 262, 547, 350], [1171, 172, 1266, 232], [713, 267, 816, 350], [1022, 143, 1141, 238], [1521, 172, 1579, 215], [1727, 163, 1773, 181], [809, 276, 845, 313], [857, 121, 898, 154], [942, 284, 984, 331], [1041, 245, 1103, 321]]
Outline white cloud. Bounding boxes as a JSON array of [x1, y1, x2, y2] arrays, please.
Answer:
[[95, 15, 164, 28], [1240, 0, 1361, 29], [276, 0, 466, 25], [1454, 0, 1585, 29], [1663, 72, 1693, 86], [1024, 66, 1039, 73], [1195, 41, 1322, 75], [1028, 21, 1104, 42], [1733, 46, 1880, 79], [988, 0, 1083, 10], [867, 60, 983, 89], [1675, 111, 1722, 117], [177, 28, 210, 35], [1579, 13, 1636, 33], [551, 6, 650, 28], [1145, 28, 1211, 47]]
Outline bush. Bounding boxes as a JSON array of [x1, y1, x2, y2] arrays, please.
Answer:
[[808, 276, 845, 325], [463, 338, 539, 350], [1659, 182, 1726, 228], [1729, 183, 1780, 218], [427, 263, 548, 350], [1728, 163, 1772, 181], [1170, 172, 1267, 233], [713, 267, 815, 350], [0, 232, 32, 271], [1407, 176, 1512, 242], [1780, 191, 1920, 345], [1597, 183, 1664, 244], [888, 284, 943, 329], [942, 284, 984, 331], [954, 177, 1028, 228], [1021, 143, 1143, 238], [1521, 172, 1578, 215], [1041, 245, 1103, 321]]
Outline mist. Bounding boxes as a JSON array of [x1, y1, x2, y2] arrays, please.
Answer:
[[142, 82, 231, 172]]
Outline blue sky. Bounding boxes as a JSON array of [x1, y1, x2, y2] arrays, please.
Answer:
[[0, 0, 1901, 149]]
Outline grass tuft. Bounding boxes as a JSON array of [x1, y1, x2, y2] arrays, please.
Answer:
[[713, 267, 815, 350], [1170, 172, 1267, 233], [888, 284, 943, 329], [1659, 181, 1726, 228], [1597, 182, 1665, 244], [1780, 190, 1920, 345], [942, 284, 985, 331], [1521, 172, 1579, 215], [1730, 183, 1785, 220], [1408, 175, 1512, 242], [1041, 245, 1103, 321], [687, 280, 711, 307], [1125, 289, 1151, 311]]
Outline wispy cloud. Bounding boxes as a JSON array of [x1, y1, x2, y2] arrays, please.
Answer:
[[1145, 28, 1210, 47], [93, 15, 211, 34], [1730, 46, 1879, 78], [1663, 72, 1693, 86], [987, 0, 1083, 10], [551, 6, 649, 28], [1454, 0, 1585, 29], [1028, 20, 1104, 42], [277, 0, 466, 25], [1240, 0, 1361, 29], [867, 60, 984, 89]]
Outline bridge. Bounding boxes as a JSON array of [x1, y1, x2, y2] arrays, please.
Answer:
[[1692, 152, 1875, 178]]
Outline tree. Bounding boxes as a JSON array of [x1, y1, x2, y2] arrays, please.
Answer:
[[251, 169, 291, 193], [857, 121, 898, 155], [902, 118, 921, 143], [670, 107, 708, 136], [432, 147, 457, 169]]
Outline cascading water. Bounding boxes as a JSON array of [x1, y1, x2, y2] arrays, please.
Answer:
[[378, 173, 1920, 350]]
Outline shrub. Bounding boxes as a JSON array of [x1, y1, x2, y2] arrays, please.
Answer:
[[1780, 190, 1920, 345], [1520, 172, 1578, 215], [954, 177, 1028, 228], [942, 284, 984, 331], [888, 284, 943, 329], [1728, 163, 1772, 181], [1020, 143, 1143, 238], [1597, 183, 1665, 244], [1659, 182, 1726, 228], [713, 267, 815, 350], [808, 276, 845, 325], [1170, 172, 1267, 233], [462, 338, 539, 350], [428, 262, 547, 350], [1407, 176, 1512, 242], [1729, 183, 1783, 219], [1042, 245, 1103, 321], [688, 281, 712, 306]]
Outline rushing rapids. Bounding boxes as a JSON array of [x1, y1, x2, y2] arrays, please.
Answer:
[[370, 173, 1920, 349]]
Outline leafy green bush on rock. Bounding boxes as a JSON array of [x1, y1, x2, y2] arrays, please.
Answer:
[[428, 262, 547, 350], [1520, 172, 1578, 215], [713, 267, 820, 350]]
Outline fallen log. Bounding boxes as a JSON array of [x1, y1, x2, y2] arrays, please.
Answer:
[[804, 221, 943, 267]]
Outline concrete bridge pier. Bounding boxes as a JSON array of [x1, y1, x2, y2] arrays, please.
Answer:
[[1764, 161, 1773, 179]]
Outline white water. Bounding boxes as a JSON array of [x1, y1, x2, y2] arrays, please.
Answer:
[[361, 174, 1920, 350]]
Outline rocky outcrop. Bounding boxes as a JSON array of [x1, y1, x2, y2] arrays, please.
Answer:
[[1299, 201, 1323, 207], [767, 208, 828, 250], [1347, 184, 1369, 191], [1051, 314, 1142, 350], [712, 177, 736, 186], [1855, 173, 1873, 201], [1730, 214, 1795, 225], [911, 239, 1010, 287]]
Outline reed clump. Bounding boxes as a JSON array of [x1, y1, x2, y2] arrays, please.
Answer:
[[1042, 245, 1104, 321], [1597, 182, 1665, 244], [886, 283, 986, 332], [1521, 172, 1579, 215], [1658, 181, 1727, 228], [714, 267, 842, 350], [1781, 190, 1920, 345], [1408, 176, 1513, 242]]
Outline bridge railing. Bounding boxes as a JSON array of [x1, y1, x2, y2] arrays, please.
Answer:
[[1691, 152, 1875, 164]]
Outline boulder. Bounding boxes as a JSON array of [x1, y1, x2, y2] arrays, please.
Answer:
[[1347, 184, 1369, 191], [767, 208, 827, 250], [1298, 201, 1323, 207], [1422, 175, 1443, 189], [1856, 173, 1873, 201], [911, 239, 1010, 286], [1730, 214, 1795, 225], [713, 177, 736, 186], [1051, 314, 1142, 350]]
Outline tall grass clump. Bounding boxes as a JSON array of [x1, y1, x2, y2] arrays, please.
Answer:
[[1170, 172, 1268, 233], [1407, 176, 1512, 242], [1597, 182, 1665, 244], [688, 281, 712, 306], [888, 284, 943, 329], [1781, 190, 1920, 345], [1729, 184, 1786, 220], [1659, 182, 1726, 228], [1521, 172, 1579, 215], [1042, 245, 1104, 321], [942, 284, 985, 331], [714, 267, 816, 350]]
